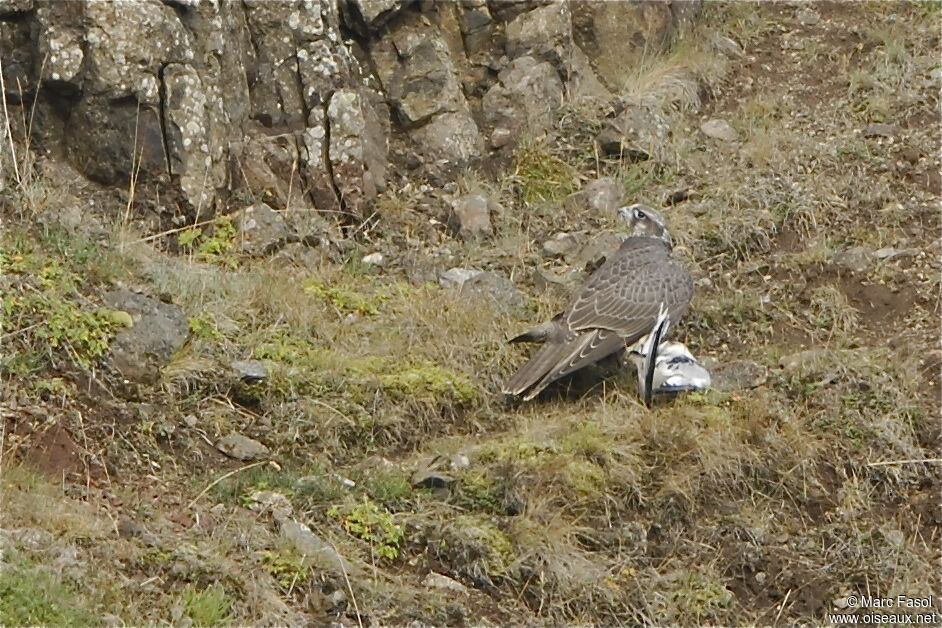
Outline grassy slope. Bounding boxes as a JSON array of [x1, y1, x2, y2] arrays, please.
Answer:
[[1, 2, 940, 626]]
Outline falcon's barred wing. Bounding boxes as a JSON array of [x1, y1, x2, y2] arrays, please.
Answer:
[[521, 328, 626, 400], [563, 238, 693, 344]]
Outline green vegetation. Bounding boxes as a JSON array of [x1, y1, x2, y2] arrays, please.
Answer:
[[260, 550, 308, 589], [1, 242, 126, 372], [379, 362, 477, 405], [328, 497, 404, 560], [0, 553, 97, 626], [304, 279, 384, 315], [178, 216, 238, 268], [180, 583, 234, 626]]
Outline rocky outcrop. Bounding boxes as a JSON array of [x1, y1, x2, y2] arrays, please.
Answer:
[[0, 0, 701, 223]]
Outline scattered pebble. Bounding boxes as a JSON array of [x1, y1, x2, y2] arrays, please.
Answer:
[[439, 267, 483, 289], [411, 469, 455, 489], [215, 432, 270, 461], [422, 572, 469, 593], [709, 359, 768, 391], [362, 252, 385, 265], [862, 122, 900, 138], [231, 359, 269, 382], [700, 119, 739, 142]]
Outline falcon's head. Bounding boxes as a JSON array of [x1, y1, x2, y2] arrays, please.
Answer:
[[618, 204, 672, 248]]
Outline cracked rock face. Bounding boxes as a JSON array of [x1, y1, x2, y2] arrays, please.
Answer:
[[0, 0, 699, 220]]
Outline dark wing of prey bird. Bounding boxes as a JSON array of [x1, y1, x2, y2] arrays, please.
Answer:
[[502, 204, 693, 401], [639, 305, 671, 407]]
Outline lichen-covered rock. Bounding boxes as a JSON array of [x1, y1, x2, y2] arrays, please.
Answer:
[[65, 97, 167, 185], [450, 193, 493, 239], [0, 0, 32, 16], [327, 88, 388, 217], [373, 19, 465, 126], [459, 0, 494, 56], [0, 18, 33, 97], [216, 432, 270, 461], [341, 0, 405, 36], [596, 104, 671, 161], [300, 108, 342, 213], [231, 203, 292, 256], [564, 177, 623, 215], [483, 56, 564, 148], [411, 111, 484, 173], [83, 1, 191, 99], [505, 1, 572, 68], [572, 1, 675, 89], [460, 272, 525, 313], [163, 63, 227, 211], [238, 125, 311, 211], [36, 3, 84, 88], [0, 0, 698, 219], [372, 16, 482, 171], [102, 289, 189, 385]]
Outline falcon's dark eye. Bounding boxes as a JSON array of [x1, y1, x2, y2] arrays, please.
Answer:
[[634, 208, 646, 220]]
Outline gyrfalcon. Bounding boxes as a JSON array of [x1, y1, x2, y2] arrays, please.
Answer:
[[502, 204, 693, 401]]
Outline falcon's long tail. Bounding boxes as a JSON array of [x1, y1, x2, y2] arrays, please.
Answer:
[[501, 342, 570, 397]]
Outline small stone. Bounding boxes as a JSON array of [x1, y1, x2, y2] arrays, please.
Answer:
[[231, 203, 292, 256], [490, 127, 513, 148], [779, 349, 832, 371], [449, 453, 470, 470], [709, 359, 768, 391], [450, 193, 493, 239], [248, 490, 293, 520], [439, 267, 483, 289], [116, 517, 144, 539], [329, 589, 347, 607], [862, 123, 899, 138], [831, 246, 871, 272], [596, 105, 668, 160], [102, 614, 123, 628], [215, 432, 270, 461], [712, 33, 744, 58], [183, 414, 198, 427], [873, 246, 916, 260], [565, 177, 623, 215], [361, 252, 384, 266], [422, 572, 468, 594], [532, 267, 581, 292], [569, 232, 623, 270], [411, 469, 455, 489], [102, 289, 188, 386], [700, 119, 739, 142], [796, 7, 820, 25], [542, 232, 581, 257], [279, 518, 350, 575], [231, 359, 268, 382], [460, 272, 525, 313]]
